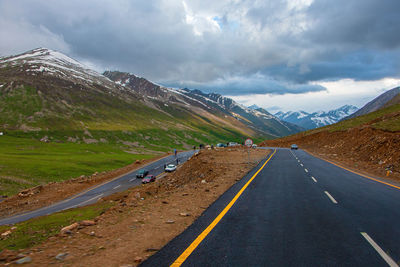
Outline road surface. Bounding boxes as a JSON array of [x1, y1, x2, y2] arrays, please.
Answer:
[[142, 148, 400, 266], [0, 150, 195, 225]]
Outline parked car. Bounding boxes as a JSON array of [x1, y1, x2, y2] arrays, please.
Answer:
[[165, 164, 177, 172], [252, 144, 258, 148], [291, 144, 298, 150], [142, 175, 156, 184], [228, 142, 238, 147], [136, 169, 149, 178], [216, 143, 227, 147]]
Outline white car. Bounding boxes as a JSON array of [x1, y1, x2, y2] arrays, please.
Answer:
[[165, 164, 177, 172]]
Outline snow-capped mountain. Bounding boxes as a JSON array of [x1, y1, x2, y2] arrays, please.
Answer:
[[0, 48, 303, 142], [104, 71, 304, 137], [275, 105, 358, 129], [0, 48, 119, 90]]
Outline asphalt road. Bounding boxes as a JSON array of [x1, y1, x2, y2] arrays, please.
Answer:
[[142, 148, 400, 267], [0, 150, 196, 226]]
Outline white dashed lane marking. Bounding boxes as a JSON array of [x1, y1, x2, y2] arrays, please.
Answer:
[[324, 191, 338, 204]]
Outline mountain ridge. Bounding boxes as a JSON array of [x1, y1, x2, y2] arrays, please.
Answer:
[[344, 87, 400, 120], [0, 48, 302, 153], [274, 105, 358, 129]]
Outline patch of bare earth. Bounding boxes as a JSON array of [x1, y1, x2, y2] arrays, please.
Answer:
[[260, 126, 400, 183], [0, 154, 171, 219], [8, 148, 268, 266]]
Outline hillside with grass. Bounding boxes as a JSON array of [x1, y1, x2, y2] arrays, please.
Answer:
[[0, 48, 299, 196]]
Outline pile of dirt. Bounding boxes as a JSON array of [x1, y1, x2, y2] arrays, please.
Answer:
[[1, 148, 268, 266], [0, 153, 171, 219], [260, 126, 400, 181]]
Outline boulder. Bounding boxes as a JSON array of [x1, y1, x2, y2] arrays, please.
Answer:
[[15, 256, 32, 264], [55, 252, 68, 261], [60, 222, 79, 234], [79, 220, 96, 226]]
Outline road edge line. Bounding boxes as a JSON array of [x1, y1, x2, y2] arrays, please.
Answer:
[[304, 150, 400, 191], [170, 149, 276, 267]]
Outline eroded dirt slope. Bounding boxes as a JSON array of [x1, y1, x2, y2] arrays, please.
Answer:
[[261, 126, 400, 181]]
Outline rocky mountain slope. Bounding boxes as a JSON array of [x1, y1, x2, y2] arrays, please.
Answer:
[[0, 48, 301, 150], [103, 71, 302, 138], [275, 105, 358, 129], [344, 87, 400, 120]]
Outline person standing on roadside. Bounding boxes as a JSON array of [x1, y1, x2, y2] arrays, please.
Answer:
[[174, 148, 177, 157]]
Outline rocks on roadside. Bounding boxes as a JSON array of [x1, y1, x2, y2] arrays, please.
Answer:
[[15, 256, 32, 264], [79, 220, 96, 226], [201, 179, 207, 184], [134, 256, 143, 263], [1, 230, 12, 238], [165, 220, 175, 224], [55, 252, 68, 261], [0, 249, 18, 262], [60, 223, 79, 234], [179, 213, 190, 217]]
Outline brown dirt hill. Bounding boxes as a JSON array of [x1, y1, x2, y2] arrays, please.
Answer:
[[260, 126, 400, 182]]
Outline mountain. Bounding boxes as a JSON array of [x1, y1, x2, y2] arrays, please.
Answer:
[[344, 87, 400, 120], [103, 71, 303, 138], [0, 48, 301, 152], [274, 105, 358, 129], [248, 104, 261, 110], [261, 97, 400, 180]]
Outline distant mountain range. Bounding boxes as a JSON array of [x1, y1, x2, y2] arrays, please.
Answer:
[[344, 87, 400, 120], [274, 105, 359, 129], [0, 48, 302, 151]]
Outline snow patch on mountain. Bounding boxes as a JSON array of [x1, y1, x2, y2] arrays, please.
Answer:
[[275, 105, 358, 129]]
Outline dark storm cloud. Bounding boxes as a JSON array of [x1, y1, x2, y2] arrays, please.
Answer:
[[161, 73, 326, 96], [305, 0, 400, 49], [0, 0, 399, 96]]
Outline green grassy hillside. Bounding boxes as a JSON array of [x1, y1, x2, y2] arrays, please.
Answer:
[[0, 80, 253, 196]]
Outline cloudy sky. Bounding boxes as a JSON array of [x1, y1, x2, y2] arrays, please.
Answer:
[[1, 0, 400, 112]]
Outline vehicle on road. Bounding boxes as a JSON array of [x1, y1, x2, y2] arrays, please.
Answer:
[[228, 142, 238, 147], [136, 169, 149, 178], [216, 143, 226, 147], [165, 164, 177, 172], [291, 144, 298, 150], [142, 175, 156, 184], [252, 144, 258, 148]]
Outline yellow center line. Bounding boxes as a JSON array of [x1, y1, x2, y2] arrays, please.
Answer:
[[170, 149, 276, 267]]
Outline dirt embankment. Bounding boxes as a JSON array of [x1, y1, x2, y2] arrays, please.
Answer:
[[1, 148, 268, 266], [0, 154, 171, 219], [261, 126, 400, 181]]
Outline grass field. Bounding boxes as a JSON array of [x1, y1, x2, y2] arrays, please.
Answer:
[[0, 135, 154, 196]]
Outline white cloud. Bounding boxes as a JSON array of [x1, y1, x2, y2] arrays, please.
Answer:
[[0, 18, 70, 56], [231, 78, 400, 112]]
